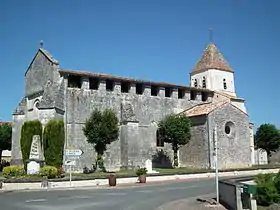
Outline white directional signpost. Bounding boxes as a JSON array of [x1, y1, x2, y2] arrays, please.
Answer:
[[65, 147, 84, 187]]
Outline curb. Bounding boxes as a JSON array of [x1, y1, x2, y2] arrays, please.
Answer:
[[0, 168, 279, 192]]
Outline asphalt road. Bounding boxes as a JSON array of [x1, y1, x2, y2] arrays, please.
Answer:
[[0, 179, 215, 210]]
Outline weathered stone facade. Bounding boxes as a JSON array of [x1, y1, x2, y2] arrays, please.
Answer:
[[11, 43, 253, 171]]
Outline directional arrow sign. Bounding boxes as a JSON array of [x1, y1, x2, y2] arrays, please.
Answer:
[[66, 149, 83, 156], [65, 160, 76, 166]]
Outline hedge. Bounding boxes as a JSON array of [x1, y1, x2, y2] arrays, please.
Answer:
[[20, 120, 43, 169], [43, 119, 65, 168]]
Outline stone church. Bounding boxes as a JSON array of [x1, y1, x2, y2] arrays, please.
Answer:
[[11, 42, 255, 171]]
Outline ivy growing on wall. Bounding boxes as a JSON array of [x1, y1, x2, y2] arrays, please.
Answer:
[[20, 120, 43, 169], [43, 119, 65, 168]]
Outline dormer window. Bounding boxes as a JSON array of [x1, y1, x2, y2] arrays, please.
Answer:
[[194, 79, 198, 87], [202, 77, 206, 88], [223, 79, 227, 90]]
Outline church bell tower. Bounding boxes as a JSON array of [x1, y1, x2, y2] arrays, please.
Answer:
[[190, 42, 236, 97]]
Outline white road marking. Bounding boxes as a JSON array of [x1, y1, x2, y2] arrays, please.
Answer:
[[101, 192, 127, 196], [136, 190, 153, 193], [25, 199, 47, 203], [157, 185, 198, 191]]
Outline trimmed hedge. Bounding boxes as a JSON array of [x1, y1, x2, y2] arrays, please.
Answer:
[[43, 119, 65, 168], [20, 120, 43, 169]]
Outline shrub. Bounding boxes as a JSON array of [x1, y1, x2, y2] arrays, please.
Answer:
[[20, 120, 43, 169], [136, 168, 147, 176], [39, 166, 58, 179], [3, 165, 25, 178], [57, 167, 65, 178], [43, 119, 65, 168], [255, 173, 280, 206]]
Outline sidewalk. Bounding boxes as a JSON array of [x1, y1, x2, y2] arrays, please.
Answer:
[[0, 168, 279, 192], [156, 194, 227, 210]]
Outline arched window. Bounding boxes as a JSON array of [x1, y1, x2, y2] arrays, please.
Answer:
[[33, 99, 40, 110], [156, 130, 164, 147], [202, 77, 206, 88], [194, 79, 198, 88], [223, 79, 227, 90]]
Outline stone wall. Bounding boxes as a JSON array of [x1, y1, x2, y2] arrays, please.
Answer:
[[179, 115, 210, 168], [64, 77, 212, 171], [208, 103, 251, 169], [254, 149, 268, 165], [25, 50, 60, 97]]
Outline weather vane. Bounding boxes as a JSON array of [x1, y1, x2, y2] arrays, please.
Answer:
[[39, 40, 44, 48]]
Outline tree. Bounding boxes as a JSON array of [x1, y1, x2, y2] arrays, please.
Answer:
[[20, 120, 42, 169], [83, 109, 119, 171], [255, 123, 280, 158], [0, 123, 12, 162], [43, 119, 65, 168], [158, 113, 191, 167]]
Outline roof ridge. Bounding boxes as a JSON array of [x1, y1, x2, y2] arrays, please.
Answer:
[[191, 43, 233, 74], [39, 48, 59, 65]]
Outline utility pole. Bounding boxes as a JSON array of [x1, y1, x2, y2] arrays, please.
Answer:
[[214, 126, 219, 203]]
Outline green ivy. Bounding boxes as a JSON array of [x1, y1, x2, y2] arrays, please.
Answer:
[[43, 119, 65, 168], [20, 120, 43, 169]]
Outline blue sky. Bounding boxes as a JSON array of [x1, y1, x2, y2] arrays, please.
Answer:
[[1, 0, 279, 129]]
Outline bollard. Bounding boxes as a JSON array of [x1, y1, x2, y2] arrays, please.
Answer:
[[41, 176, 49, 189]]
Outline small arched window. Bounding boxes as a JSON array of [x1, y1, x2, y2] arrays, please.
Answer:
[[194, 79, 198, 87], [33, 99, 40, 110], [156, 130, 164, 147], [202, 77, 206, 88], [223, 79, 227, 90]]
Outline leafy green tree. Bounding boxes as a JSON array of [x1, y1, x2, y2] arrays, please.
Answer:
[[254, 124, 280, 157], [43, 119, 65, 168], [0, 123, 12, 162], [20, 120, 42, 168], [83, 109, 119, 171], [158, 113, 191, 167]]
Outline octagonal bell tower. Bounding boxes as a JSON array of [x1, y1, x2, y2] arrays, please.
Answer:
[[190, 43, 236, 97]]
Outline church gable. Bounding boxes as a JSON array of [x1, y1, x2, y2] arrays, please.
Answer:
[[38, 78, 65, 111], [25, 48, 60, 97]]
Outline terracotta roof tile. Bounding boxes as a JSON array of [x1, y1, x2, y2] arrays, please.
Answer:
[[191, 43, 233, 73], [214, 91, 245, 101], [182, 101, 228, 117], [0, 122, 12, 125]]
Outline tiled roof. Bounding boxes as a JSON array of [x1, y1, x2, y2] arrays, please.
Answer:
[[191, 43, 233, 73], [214, 91, 245, 102], [0, 121, 12, 125], [182, 101, 228, 117]]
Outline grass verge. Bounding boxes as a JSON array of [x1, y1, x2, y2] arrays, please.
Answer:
[[2, 164, 280, 183]]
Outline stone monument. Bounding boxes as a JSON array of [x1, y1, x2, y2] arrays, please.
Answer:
[[145, 159, 158, 174], [27, 135, 45, 175]]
